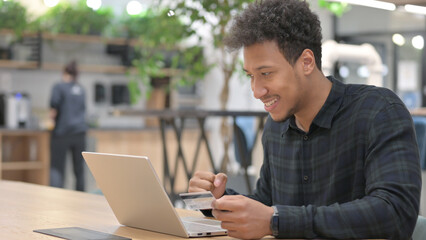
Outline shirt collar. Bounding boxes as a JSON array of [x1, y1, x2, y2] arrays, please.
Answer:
[[312, 76, 345, 129], [282, 76, 345, 133]]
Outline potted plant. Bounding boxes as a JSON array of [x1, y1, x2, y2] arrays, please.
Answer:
[[36, 0, 114, 36], [0, 0, 28, 36], [0, 0, 29, 59], [120, 8, 211, 107]]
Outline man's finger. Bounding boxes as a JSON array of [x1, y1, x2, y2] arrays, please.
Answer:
[[188, 185, 212, 193], [212, 195, 245, 211], [214, 173, 227, 187], [189, 177, 215, 190], [220, 221, 239, 231], [212, 209, 240, 222], [194, 171, 216, 182]]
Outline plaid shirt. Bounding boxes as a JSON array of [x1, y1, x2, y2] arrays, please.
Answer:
[[242, 76, 421, 239]]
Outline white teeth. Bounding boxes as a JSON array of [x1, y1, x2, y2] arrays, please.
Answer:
[[264, 99, 277, 107]]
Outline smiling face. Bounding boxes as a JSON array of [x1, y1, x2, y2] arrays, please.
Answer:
[[244, 40, 307, 122]]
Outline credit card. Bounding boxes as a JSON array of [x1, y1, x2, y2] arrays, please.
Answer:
[[179, 191, 215, 210]]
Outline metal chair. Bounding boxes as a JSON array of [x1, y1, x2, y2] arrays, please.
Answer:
[[233, 117, 256, 194], [412, 116, 426, 170], [412, 215, 426, 240]]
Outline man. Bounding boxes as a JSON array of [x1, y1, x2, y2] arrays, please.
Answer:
[[188, 0, 421, 239]]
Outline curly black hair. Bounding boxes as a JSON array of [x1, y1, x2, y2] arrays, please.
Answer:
[[224, 0, 323, 69]]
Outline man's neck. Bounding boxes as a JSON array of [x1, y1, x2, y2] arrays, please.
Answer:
[[294, 72, 332, 133]]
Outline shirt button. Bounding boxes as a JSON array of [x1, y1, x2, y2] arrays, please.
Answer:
[[303, 135, 308, 140], [304, 175, 309, 181]]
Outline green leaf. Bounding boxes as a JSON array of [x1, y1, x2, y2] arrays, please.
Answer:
[[37, 0, 114, 35], [317, 0, 350, 17], [0, 1, 28, 38]]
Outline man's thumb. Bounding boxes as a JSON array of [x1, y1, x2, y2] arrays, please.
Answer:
[[214, 173, 227, 187]]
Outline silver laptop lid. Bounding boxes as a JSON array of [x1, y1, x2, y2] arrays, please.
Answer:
[[82, 152, 189, 238]]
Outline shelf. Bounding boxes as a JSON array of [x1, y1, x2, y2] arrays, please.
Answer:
[[0, 60, 183, 75], [0, 30, 184, 75], [42, 32, 136, 46], [42, 32, 146, 47], [0, 29, 133, 45], [0, 59, 128, 74], [0, 129, 49, 135], [0, 29, 39, 38], [0, 60, 38, 69], [43, 62, 181, 75], [42, 62, 128, 74], [0, 130, 50, 185], [2, 161, 44, 171]]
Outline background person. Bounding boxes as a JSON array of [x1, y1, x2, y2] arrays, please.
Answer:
[[49, 60, 87, 191], [188, 0, 421, 239]]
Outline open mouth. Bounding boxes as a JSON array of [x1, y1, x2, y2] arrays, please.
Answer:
[[264, 98, 278, 107], [262, 96, 280, 112]]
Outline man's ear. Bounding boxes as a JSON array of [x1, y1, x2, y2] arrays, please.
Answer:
[[299, 49, 315, 75]]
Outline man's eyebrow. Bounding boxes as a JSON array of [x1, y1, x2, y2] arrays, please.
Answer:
[[243, 66, 274, 72], [256, 65, 274, 70]]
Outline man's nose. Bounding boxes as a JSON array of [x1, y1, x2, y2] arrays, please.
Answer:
[[252, 79, 268, 99]]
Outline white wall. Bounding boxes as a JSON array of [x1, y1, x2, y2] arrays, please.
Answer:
[[337, 5, 426, 35], [1, 68, 146, 128]]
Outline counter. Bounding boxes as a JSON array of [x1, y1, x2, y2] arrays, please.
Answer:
[[0, 128, 50, 185], [0, 127, 212, 192]]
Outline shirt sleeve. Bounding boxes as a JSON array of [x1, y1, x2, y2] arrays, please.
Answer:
[[50, 84, 62, 109], [275, 103, 421, 239]]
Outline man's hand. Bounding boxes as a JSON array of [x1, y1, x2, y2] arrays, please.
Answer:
[[212, 195, 274, 240], [50, 108, 57, 120], [188, 171, 227, 199]]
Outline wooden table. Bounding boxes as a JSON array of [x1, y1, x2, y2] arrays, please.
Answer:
[[0, 180, 387, 240], [411, 108, 426, 116], [0, 180, 223, 239], [0, 180, 255, 239]]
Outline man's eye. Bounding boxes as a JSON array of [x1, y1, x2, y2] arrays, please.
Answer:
[[246, 74, 254, 78], [261, 72, 271, 76]]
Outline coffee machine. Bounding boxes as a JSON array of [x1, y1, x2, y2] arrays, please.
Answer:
[[0, 92, 31, 128]]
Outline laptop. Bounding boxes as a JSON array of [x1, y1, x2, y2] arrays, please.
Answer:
[[82, 152, 228, 238]]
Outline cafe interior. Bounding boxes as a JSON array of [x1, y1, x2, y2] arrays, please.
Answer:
[[1, 0, 426, 239]]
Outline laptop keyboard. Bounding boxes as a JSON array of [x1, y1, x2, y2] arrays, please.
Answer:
[[182, 218, 224, 232]]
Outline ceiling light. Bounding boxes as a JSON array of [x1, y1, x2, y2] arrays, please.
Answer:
[[327, 0, 396, 11], [412, 35, 424, 50], [382, 65, 388, 77], [339, 65, 350, 78], [167, 10, 175, 17], [126, 1, 143, 15], [357, 65, 370, 78], [43, 0, 59, 8], [405, 4, 426, 15], [392, 33, 405, 46], [87, 0, 102, 11]]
